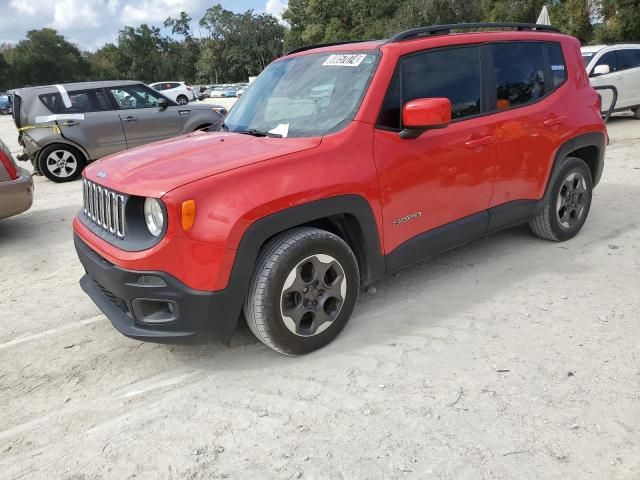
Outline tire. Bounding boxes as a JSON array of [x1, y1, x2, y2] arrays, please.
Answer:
[[633, 107, 640, 119], [176, 95, 189, 105], [38, 144, 86, 183], [244, 227, 360, 355], [529, 156, 593, 241]]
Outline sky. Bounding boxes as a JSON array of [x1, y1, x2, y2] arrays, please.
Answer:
[[0, 0, 289, 50]]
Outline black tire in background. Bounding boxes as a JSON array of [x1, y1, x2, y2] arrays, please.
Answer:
[[38, 144, 86, 183], [244, 227, 360, 355], [529, 156, 593, 241], [176, 95, 189, 105]]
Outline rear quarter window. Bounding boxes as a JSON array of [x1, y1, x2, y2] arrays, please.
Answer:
[[39, 89, 112, 114]]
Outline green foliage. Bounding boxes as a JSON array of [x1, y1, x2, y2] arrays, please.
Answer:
[[1, 1, 638, 89], [9, 29, 89, 87], [593, 0, 640, 43]]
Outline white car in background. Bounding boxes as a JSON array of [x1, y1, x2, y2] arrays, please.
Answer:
[[148, 81, 195, 105], [582, 44, 640, 118]]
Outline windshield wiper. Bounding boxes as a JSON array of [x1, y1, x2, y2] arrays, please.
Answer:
[[236, 129, 283, 138]]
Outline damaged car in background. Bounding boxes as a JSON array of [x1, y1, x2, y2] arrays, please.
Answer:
[[13, 81, 227, 183]]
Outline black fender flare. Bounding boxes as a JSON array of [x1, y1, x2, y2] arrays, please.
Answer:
[[539, 131, 606, 210], [218, 195, 386, 336]]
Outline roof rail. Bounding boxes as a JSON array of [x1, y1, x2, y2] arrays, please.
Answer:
[[286, 41, 362, 56], [390, 23, 561, 42]]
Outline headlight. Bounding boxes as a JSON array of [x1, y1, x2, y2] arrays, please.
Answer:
[[144, 198, 164, 237]]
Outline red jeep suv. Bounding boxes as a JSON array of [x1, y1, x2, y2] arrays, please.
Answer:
[[74, 23, 606, 355]]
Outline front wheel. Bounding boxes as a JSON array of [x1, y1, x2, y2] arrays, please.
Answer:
[[38, 144, 86, 183], [529, 156, 593, 241], [244, 227, 360, 355]]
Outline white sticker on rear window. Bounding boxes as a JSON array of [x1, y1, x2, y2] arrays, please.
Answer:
[[551, 65, 565, 71], [323, 54, 367, 67]]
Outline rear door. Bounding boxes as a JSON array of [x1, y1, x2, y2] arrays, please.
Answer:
[[107, 84, 183, 149], [488, 41, 569, 206], [41, 88, 126, 160]]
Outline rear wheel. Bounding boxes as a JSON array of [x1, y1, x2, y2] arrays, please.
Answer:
[[38, 144, 86, 183], [529, 156, 593, 241], [176, 95, 189, 105], [244, 227, 360, 355]]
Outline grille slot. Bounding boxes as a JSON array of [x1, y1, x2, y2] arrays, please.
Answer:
[[83, 179, 125, 238], [94, 280, 130, 315]]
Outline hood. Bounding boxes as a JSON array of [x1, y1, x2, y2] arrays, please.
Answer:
[[83, 131, 321, 197]]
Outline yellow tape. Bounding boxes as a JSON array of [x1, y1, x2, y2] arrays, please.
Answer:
[[18, 124, 62, 134]]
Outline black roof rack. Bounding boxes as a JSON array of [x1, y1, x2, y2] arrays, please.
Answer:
[[390, 23, 561, 42], [286, 41, 366, 56]]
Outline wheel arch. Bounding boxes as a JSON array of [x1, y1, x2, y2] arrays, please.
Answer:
[[230, 195, 386, 289], [541, 131, 605, 208], [37, 140, 90, 164]]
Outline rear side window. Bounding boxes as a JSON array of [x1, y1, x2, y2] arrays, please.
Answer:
[[40, 89, 111, 114], [617, 49, 640, 70], [546, 43, 567, 88], [492, 42, 547, 110], [377, 46, 481, 128]]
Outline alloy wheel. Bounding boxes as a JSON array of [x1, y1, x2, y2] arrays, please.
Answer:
[[556, 171, 588, 228], [46, 150, 78, 179], [280, 254, 347, 337]]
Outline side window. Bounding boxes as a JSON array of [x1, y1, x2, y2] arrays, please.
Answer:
[[109, 85, 164, 109], [546, 42, 567, 88], [595, 51, 618, 72], [618, 49, 640, 71], [492, 42, 546, 110], [377, 46, 481, 128], [39, 89, 111, 114]]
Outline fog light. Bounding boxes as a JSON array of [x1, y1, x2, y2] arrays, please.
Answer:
[[132, 299, 178, 324]]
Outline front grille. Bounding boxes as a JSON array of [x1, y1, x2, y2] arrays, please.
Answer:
[[94, 280, 130, 315], [83, 179, 125, 238]]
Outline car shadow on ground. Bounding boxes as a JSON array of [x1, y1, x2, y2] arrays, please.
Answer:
[[0, 205, 78, 250], [160, 181, 640, 368]]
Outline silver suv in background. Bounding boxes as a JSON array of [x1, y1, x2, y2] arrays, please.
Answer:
[[13, 81, 227, 183], [0, 138, 33, 220]]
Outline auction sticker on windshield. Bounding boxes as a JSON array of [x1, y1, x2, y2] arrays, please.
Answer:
[[323, 54, 367, 67]]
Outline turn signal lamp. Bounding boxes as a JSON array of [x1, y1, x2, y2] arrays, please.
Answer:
[[181, 200, 196, 231]]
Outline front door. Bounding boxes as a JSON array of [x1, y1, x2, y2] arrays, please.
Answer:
[[108, 84, 183, 149], [373, 45, 496, 255]]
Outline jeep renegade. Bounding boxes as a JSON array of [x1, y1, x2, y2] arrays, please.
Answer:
[[74, 23, 607, 355]]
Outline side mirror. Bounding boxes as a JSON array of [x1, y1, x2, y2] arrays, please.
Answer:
[[158, 98, 169, 109], [592, 64, 610, 77], [400, 98, 452, 139]]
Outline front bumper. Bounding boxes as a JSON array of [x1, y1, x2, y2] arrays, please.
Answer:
[[0, 167, 34, 220], [75, 235, 242, 343]]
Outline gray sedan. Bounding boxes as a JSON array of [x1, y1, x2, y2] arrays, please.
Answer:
[[14, 81, 226, 183], [0, 138, 33, 220]]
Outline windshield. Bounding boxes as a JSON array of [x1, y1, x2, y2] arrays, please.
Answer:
[[224, 51, 380, 138], [582, 52, 596, 66]]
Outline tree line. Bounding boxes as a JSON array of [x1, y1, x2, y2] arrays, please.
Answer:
[[1, 0, 639, 91]]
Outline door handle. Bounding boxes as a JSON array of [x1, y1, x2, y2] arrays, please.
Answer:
[[123, 116, 137, 123], [63, 121, 80, 127], [543, 116, 567, 127], [465, 136, 494, 148]]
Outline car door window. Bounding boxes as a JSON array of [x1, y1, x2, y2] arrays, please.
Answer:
[[618, 49, 640, 71], [109, 85, 164, 109], [595, 51, 618, 73], [377, 46, 481, 129], [546, 42, 567, 88], [492, 42, 547, 110], [39, 89, 112, 114]]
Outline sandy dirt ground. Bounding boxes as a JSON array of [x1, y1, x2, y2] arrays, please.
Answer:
[[0, 108, 639, 480]]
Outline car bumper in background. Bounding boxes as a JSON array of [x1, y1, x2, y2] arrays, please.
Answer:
[[0, 167, 34, 220], [74, 234, 242, 343]]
